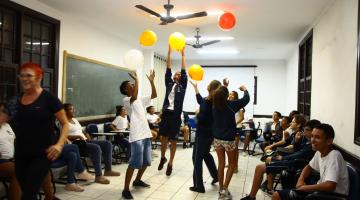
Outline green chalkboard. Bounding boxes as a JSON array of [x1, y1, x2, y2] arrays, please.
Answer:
[[63, 51, 130, 118]]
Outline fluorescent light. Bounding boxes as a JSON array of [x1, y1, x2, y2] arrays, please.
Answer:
[[25, 42, 49, 45], [197, 49, 239, 55], [186, 36, 234, 41]]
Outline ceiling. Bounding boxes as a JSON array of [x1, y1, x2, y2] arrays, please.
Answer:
[[38, 0, 333, 60]]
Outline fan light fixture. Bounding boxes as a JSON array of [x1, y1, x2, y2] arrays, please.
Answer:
[[135, 0, 208, 25]]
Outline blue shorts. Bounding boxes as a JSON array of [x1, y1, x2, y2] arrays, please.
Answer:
[[128, 138, 152, 169]]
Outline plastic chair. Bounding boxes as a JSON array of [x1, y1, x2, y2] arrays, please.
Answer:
[[248, 122, 263, 155]]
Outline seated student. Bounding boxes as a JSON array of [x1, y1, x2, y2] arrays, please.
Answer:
[[261, 115, 291, 152], [0, 102, 20, 200], [241, 119, 320, 200], [40, 144, 95, 198], [263, 114, 306, 154], [63, 103, 120, 184], [146, 105, 161, 142], [110, 105, 130, 160], [57, 144, 95, 191], [180, 111, 190, 148], [272, 123, 349, 200], [111, 105, 129, 131], [261, 111, 283, 149]]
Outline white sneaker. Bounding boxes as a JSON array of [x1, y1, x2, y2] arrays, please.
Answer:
[[224, 189, 232, 200], [218, 189, 226, 200], [242, 152, 247, 157]]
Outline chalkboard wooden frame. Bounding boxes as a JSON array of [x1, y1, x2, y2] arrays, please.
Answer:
[[62, 51, 130, 121]]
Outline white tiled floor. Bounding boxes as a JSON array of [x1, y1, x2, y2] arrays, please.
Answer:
[[54, 147, 272, 200]]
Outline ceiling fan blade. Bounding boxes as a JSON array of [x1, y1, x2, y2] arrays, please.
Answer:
[[186, 43, 193, 46], [201, 40, 221, 46], [135, 5, 162, 18], [176, 11, 208, 20], [159, 21, 168, 25]]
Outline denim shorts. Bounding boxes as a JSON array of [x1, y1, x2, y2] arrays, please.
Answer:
[[129, 138, 152, 169]]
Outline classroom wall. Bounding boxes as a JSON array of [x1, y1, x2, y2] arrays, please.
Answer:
[[11, 0, 143, 99], [312, 0, 359, 155], [286, 0, 360, 155], [285, 49, 299, 114], [172, 59, 288, 116]]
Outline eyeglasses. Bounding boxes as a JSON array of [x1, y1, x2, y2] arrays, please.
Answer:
[[18, 73, 35, 78]]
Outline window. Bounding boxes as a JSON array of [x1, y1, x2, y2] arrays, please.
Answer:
[[298, 30, 313, 120], [0, 1, 59, 102]]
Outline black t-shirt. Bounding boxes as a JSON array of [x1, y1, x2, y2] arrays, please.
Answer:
[[5, 90, 63, 157]]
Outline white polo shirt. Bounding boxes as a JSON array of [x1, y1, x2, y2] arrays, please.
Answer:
[[0, 123, 15, 159], [309, 150, 349, 195], [123, 96, 152, 143]]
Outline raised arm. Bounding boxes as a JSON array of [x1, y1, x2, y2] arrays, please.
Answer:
[[165, 46, 173, 86], [180, 47, 187, 89], [167, 45, 172, 69], [190, 81, 203, 105], [129, 72, 138, 103], [230, 85, 250, 111], [147, 70, 157, 99]]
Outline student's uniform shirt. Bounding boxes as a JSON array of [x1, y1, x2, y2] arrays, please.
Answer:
[[123, 96, 152, 143], [0, 123, 15, 159], [167, 84, 177, 110], [112, 116, 128, 130], [309, 150, 349, 195], [67, 118, 87, 140], [146, 113, 159, 124], [271, 122, 277, 131]]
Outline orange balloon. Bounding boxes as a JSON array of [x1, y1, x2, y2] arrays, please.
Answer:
[[188, 64, 204, 81], [139, 30, 157, 46], [218, 12, 236, 31]]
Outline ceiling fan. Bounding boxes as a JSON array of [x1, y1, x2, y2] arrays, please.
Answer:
[[135, 0, 208, 25], [186, 28, 221, 48]]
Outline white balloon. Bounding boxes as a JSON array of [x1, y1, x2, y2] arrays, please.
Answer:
[[123, 49, 144, 70]]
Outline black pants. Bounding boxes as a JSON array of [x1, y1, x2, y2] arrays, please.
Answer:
[[15, 156, 51, 200], [192, 135, 217, 189]]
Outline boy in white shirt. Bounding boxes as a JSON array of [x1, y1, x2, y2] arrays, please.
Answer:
[[272, 123, 349, 200], [119, 70, 157, 199]]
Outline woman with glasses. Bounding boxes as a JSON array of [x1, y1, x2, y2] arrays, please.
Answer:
[[0, 63, 69, 200]]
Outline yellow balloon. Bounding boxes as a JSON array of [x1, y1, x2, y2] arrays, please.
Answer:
[[140, 30, 157, 46], [188, 64, 204, 81], [169, 32, 186, 51]]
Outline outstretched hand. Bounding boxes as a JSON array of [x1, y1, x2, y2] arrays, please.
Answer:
[[146, 70, 155, 82], [190, 80, 198, 89], [128, 71, 137, 80], [223, 78, 229, 87], [239, 85, 247, 91]]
